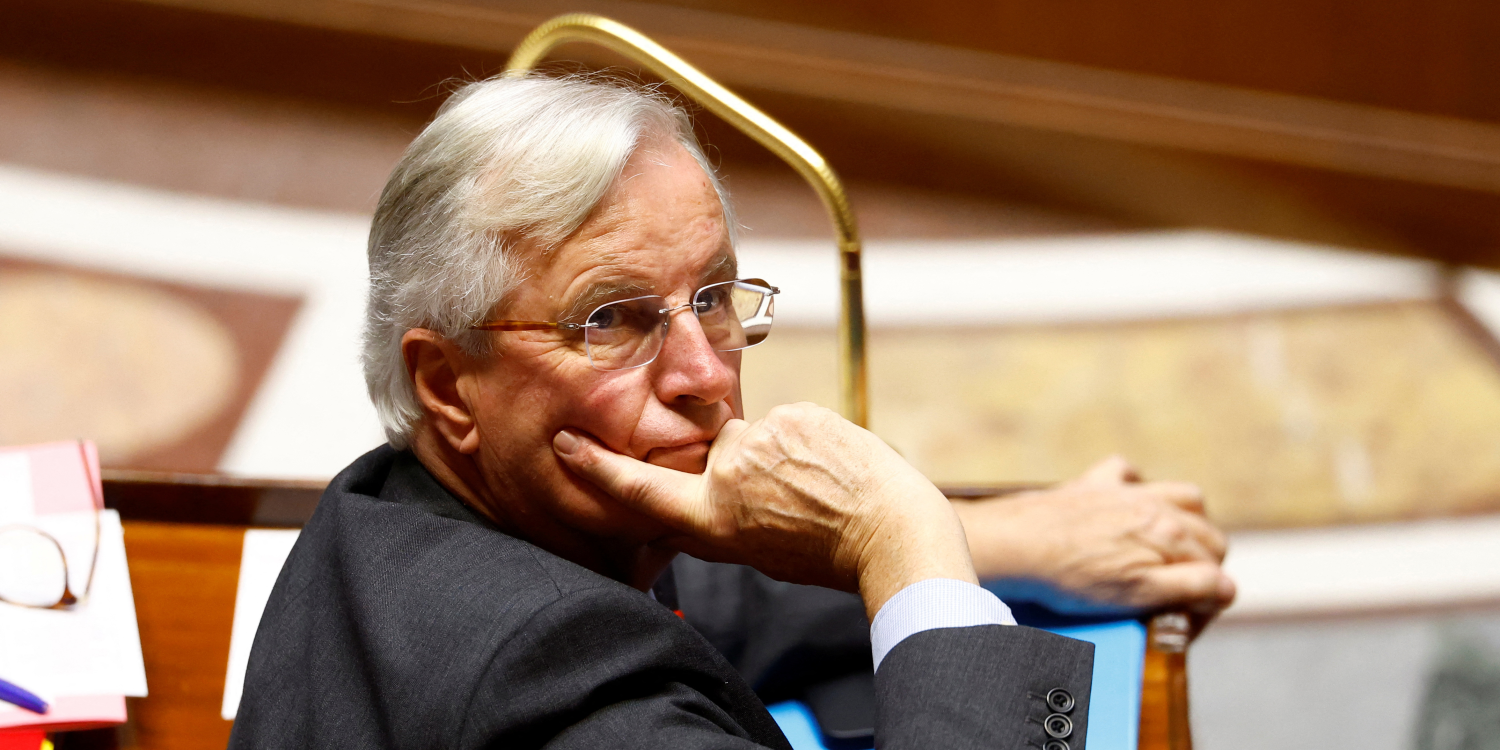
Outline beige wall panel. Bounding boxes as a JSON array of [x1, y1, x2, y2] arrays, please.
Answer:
[[742, 302, 1500, 530], [0, 258, 300, 472]]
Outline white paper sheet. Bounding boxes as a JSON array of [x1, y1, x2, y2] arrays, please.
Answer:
[[221, 529, 300, 720], [0, 510, 148, 714], [0, 453, 33, 524]]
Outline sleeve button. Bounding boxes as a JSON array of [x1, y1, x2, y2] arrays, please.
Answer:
[[1044, 741, 1070, 750], [1046, 688, 1075, 713], [1044, 713, 1074, 738]]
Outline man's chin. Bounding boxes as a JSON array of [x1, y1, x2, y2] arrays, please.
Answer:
[[556, 474, 676, 542]]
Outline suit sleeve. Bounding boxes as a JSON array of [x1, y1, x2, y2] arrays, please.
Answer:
[[672, 556, 873, 702], [876, 625, 1096, 750], [676, 557, 1097, 749], [455, 584, 794, 750]]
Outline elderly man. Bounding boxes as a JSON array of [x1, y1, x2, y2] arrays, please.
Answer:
[[230, 75, 1230, 750]]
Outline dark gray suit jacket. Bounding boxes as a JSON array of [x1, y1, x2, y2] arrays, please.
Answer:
[[228, 446, 1094, 749]]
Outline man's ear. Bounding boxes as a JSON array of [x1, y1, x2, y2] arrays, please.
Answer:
[[402, 329, 482, 455]]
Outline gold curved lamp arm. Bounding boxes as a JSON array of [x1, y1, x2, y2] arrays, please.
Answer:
[[505, 13, 869, 427]]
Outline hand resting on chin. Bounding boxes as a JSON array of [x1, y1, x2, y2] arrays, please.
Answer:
[[554, 402, 1236, 624], [553, 402, 977, 621]]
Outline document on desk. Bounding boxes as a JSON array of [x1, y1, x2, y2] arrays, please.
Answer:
[[0, 441, 147, 731], [221, 528, 300, 720]]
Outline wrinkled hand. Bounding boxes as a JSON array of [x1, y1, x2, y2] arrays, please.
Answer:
[[952, 456, 1235, 617], [553, 402, 975, 617]]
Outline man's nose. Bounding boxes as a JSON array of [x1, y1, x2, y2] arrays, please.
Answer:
[[651, 307, 736, 406]]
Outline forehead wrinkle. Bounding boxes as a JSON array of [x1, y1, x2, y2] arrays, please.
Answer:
[[557, 243, 735, 323]]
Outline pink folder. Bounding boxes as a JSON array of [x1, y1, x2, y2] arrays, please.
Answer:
[[0, 441, 128, 732]]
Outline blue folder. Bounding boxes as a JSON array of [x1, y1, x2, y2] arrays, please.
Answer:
[[767, 610, 1146, 750]]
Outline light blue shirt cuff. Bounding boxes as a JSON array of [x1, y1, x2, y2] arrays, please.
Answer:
[[869, 578, 1016, 671]]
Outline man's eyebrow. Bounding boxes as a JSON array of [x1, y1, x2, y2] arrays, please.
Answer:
[[558, 250, 737, 321], [559, 279, 654, 322], [699, 249, 739, 285]]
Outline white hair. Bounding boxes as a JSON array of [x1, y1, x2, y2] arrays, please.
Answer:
[[362, 74, 734, 449]]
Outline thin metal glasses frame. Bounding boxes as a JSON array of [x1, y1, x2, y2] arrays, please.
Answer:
[[472, 278, 779, 371]]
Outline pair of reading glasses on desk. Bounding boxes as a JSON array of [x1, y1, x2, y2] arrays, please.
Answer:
[[472, 278, 778, 371], [0, 441, 101, 610]]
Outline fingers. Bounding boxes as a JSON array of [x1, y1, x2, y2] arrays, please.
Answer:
[[1072, 458, 1208, 516], [1128, 490, 1228, 563], [1181, 510, 1228, 561], [552, 430, 704, 528], [1075, 455, 1142, 487], [1144, 481, 1207, 514], [1129, 561, 1237, 613]]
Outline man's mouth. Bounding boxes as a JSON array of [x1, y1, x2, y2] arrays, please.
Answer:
[[644, 441, 712, 473]]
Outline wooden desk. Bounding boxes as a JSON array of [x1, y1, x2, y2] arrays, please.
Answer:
[[117, 522, 243, 750], [102, 471, 313, 750], [93, 472, 1191, 750]]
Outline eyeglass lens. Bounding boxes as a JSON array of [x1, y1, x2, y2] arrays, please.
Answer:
[[0, 527, 71, 608], [583, 279, 776, 371]]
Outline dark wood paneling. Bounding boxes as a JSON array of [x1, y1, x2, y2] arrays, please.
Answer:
[[654, 0, 1500, 124], [7, 0, 1500, 266], [104, 470, 323, 526], [0, 0, 483, 121]]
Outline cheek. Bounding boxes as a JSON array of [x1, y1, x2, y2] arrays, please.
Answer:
[[471, 347, 586, 450], [566, 371, 656, 451]]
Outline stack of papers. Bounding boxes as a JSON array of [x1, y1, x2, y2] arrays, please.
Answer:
[[0, 442, 147, 732]]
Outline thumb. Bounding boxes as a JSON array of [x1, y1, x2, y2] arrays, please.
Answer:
[[1129, 561, 1237, 612], [552, 429, 705, 528]]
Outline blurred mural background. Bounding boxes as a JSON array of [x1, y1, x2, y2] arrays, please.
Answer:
[[3, 0, 1500, 747]]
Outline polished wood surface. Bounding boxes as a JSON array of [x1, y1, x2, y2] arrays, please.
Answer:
[[1139, 618, 1193, 750], [118, 522, 242, 750], [1139, 648, 1188, 750], [105, 470, 322, 527]]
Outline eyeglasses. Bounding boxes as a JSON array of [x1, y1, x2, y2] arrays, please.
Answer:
[[0, 442, 101, 610], [472, 278, 778, 371]]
